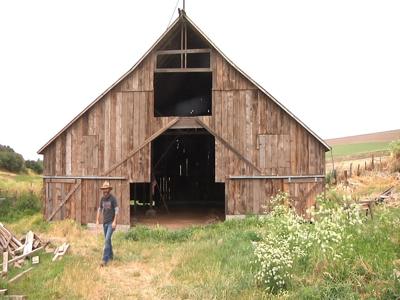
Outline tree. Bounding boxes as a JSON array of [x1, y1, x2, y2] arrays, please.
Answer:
[[25, 159, 43, 174], [0, 148, 25, 173]]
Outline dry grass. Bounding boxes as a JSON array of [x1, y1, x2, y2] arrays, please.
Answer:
[[0, 170, 42, 195], [331, 172, 400, 202]]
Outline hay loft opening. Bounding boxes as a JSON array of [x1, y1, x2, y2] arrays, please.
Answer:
[[130, 128, 225, 226], [154, 72, 212, 117], [154, 18, 213, 118]]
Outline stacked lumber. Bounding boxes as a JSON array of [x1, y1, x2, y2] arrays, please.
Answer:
[[1, 223, 47, 278], [0, 223, 24, 258], [0, 224, 44, 259]]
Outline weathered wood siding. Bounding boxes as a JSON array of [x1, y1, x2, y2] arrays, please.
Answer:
[[42, 52, 178, 180], [42, 27, 326, 224], [226, 179, 324, 215], [43, 53, 156, 224], [44, 179, 130, 225]]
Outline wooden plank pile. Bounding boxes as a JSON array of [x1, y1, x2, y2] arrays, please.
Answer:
[[0, 223, 70, 298], [375, 186, 395, 203], [358, 186, 396, 218], [0, 223, 24, 258], [0, 223, 47, 277]]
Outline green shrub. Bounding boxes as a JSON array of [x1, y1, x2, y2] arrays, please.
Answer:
[[25, 159, 43, 174], [15, 191, 42, 212], [0, 144, 25, 173], [390, 140, 400, 158], [389, 140, 400, 172], [0, 191, 41, 222], [254, 192, 365, 293]]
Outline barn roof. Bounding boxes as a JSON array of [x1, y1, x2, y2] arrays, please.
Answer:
[[38, 12, 330, 154]]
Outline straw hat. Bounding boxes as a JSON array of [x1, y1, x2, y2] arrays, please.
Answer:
[[100, 181, 113, 190]]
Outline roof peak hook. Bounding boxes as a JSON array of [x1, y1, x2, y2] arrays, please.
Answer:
[[178, 0, 186, 16]]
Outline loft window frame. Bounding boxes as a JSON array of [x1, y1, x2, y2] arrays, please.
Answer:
[[155, 48, 212, 73]]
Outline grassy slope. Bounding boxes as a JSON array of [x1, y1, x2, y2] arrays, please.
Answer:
[[327, 141, 390, 158], [0, 169, 42, 195]]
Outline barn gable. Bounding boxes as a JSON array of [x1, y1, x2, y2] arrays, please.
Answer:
[[39, 12, 329, 226], [38, 13, 329, 154]]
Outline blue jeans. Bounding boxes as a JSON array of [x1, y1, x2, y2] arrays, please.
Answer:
[[102, 222, 114, 263]]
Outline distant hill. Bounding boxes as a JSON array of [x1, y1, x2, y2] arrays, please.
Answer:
[[325, 129, 400, 159], [326, 129, 400, 146]]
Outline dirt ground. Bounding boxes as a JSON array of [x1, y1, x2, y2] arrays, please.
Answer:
[[132, 208, 225, 229]]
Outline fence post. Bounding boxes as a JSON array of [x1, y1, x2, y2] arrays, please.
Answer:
[[371, 154, 375, 170], [357, 164, 361, 176], [333, 169, 337, 185], [349, 163, 353, 177]]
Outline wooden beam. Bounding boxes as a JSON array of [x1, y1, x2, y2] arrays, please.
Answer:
[[45, 178, 76, 184], [102, 118, 180, 176], [7, 246, 44, 265], [47, 180, 81, 221], [184, 22, 188, 68], [154, 68, 212, 73], [43, 176, 126, 180], [8, 267, 33, 284], [2, 251, 8, 275], [180, 23, 184, 68], [195, 118, 262, 174], [156, 48, 211, 55], [229, 175, 325, 179]]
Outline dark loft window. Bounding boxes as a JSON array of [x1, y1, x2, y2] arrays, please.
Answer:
[[154, 72, 212, 117], [156, 54, 181, 69]]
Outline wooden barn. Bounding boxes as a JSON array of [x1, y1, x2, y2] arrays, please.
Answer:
[[38, 11, 330, 227]]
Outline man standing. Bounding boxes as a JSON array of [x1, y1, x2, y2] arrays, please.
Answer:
[[96, 181, 119, 267]]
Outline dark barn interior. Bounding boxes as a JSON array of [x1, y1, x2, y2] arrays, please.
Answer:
[[154, 72, 212, 117], [130, 129, 225, 227]]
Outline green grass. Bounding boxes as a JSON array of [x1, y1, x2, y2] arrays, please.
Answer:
[[327, 141, 390, 158], [1, 208, 399, 299], [288, 207, 400, 299], [0, 170, 42, 223], [0, 252, 77, 299], [1, 172, 399, 299]]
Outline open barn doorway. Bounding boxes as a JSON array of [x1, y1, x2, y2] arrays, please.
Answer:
[[131, 128, 225, 228]]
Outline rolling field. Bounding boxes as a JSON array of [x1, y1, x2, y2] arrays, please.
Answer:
[[328, 141, 390, 158], [326, 129, 400, 159]]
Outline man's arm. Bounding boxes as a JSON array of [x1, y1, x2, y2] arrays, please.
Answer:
[[112, 198, 119, 229], [96, 200, 103, 226]]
